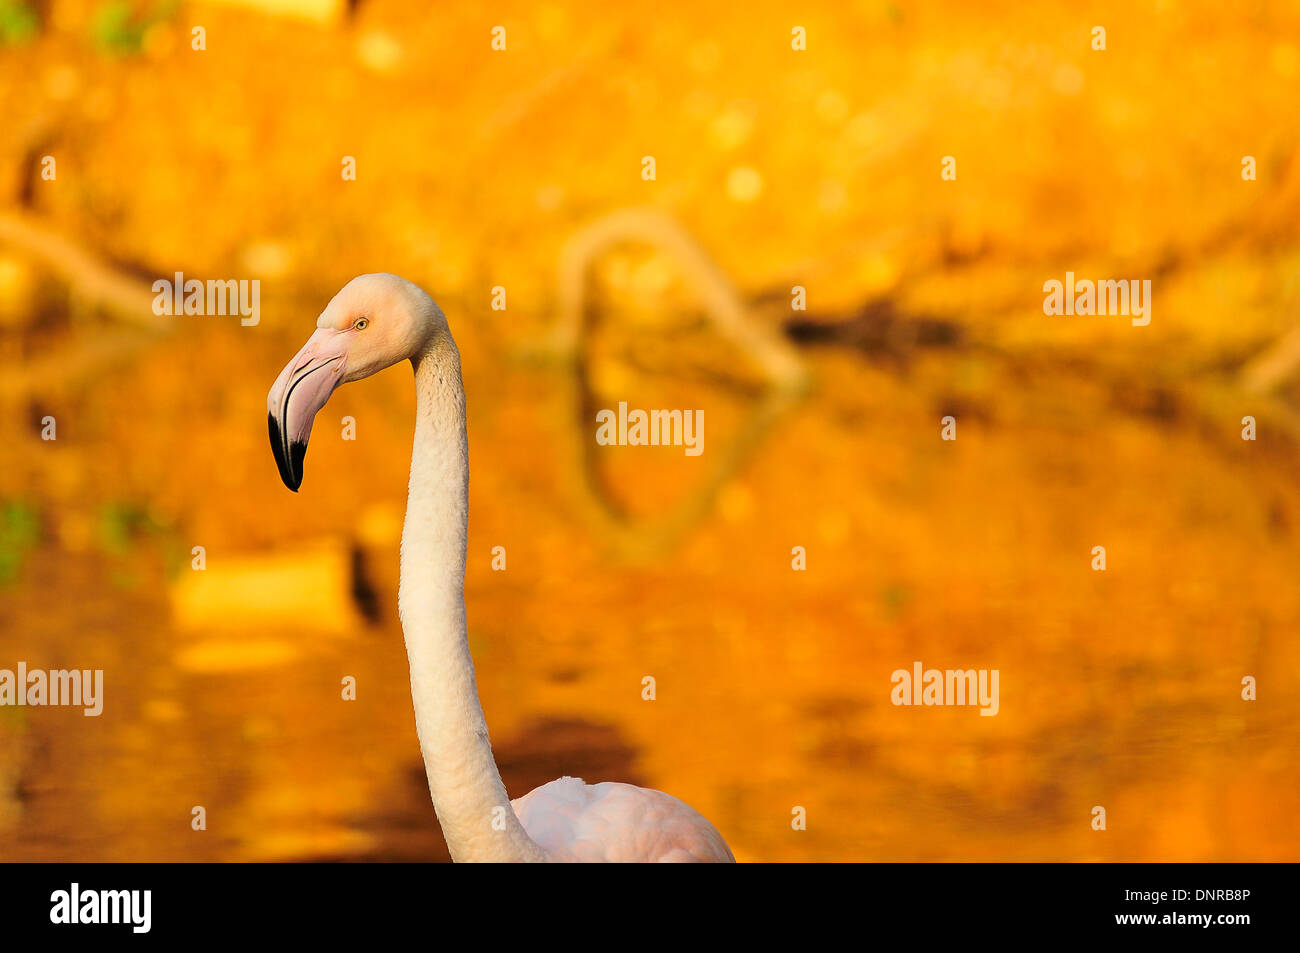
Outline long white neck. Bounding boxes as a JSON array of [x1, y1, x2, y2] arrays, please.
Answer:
[[398, 337, 548, 863]]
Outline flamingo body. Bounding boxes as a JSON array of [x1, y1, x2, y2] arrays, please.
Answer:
[[513, 777, 734, 863], [267, 273, 735, 863]]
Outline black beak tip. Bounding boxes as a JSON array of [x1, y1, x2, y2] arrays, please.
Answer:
[[268, 412, 307, 492]]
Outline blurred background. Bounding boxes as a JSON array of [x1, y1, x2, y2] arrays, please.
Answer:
[[1, 0, 1299, 861]]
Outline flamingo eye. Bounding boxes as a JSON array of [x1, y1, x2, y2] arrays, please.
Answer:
[[354, 317, 369, 331]]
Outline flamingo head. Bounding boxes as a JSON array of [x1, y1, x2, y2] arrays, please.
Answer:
[[267, 273, 444, 491]]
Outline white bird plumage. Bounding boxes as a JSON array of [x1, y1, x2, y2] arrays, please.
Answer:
[[267, 273, 734, 863]]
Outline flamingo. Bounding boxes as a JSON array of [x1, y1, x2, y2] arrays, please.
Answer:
[[267, 273, 735, 862]]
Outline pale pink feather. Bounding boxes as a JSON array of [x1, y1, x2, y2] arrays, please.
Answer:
[[512, 777, 735, 863]]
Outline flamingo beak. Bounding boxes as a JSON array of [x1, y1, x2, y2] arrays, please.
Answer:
[[267, 329, 349, 491]]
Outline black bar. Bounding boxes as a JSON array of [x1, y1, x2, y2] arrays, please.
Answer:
[[0, 862, 1276, 940]]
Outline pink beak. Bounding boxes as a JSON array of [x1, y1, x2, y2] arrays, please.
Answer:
[[267, 328, 349, 491]]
